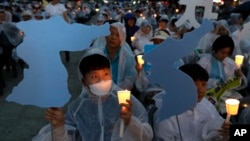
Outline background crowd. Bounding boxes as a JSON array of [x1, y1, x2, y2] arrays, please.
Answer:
[[1, 0, 250, 140]]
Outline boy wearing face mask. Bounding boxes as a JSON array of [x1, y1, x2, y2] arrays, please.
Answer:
[[43, 48, 153, 141]]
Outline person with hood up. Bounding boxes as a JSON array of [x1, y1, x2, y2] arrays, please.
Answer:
[[124, 12, 139, 51], [132, 20, 153, 55], [43, 48, 153, 141], [91, 22, 137, 90]]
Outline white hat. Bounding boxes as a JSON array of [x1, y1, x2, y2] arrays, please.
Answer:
[[21, 10, 33, 17], [159, 15, 169, 22], [151, 29, 169, 40]]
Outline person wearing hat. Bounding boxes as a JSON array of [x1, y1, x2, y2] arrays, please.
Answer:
[[150, 29, 170, 45], [156, 14, 169, 31], [21, 10, 33, 21], [95, 14, 105, 26], [132, 20, 153, 55]]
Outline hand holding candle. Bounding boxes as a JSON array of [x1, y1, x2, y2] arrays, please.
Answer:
[[117, 90, 131, 138], [235, 55, 244, 69], [225, 98, 240, 123]]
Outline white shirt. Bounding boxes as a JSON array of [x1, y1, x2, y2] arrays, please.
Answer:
[[154, 98, 225, 141], [45, 3, 67, 17]]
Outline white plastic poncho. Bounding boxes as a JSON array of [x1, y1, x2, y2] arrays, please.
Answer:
[[54, 48, 153, 141], [197, 54, 247, 113], [154, 98, 225, 141], [132, 20, 153, 55], [91, 22, 137, 90]]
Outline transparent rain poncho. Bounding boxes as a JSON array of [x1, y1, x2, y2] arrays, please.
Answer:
[[0, 22, 24, 47], [54, 48, 153, 141]]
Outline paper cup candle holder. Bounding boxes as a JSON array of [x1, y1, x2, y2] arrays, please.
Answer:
[[235, 55, 244, 69], [225, 98, 240, 123], [117, 90, 131, 138], [137, 55, 145, 68]]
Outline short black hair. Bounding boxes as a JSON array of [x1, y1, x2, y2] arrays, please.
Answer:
[[179, 64, 209, 82], [212, 35, 234, 56], [79, 54, 110, 77]]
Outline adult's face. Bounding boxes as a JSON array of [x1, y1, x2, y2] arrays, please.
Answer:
[[107, 26, 121, 49], [213, 47, 231, 61]]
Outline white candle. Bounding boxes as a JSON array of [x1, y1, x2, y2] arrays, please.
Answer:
[[130, 36, 135, 42], [117, 90, 131, 138], [235, 55, 244, 68], [119, 119, 124, 138], [137, 55, 144, 67], [225, 98, 240, 122]]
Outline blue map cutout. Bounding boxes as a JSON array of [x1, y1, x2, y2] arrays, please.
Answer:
[[6, 16, 109, 108], [144, 19, 213, 121]]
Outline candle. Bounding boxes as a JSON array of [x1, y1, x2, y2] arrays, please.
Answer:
[[117, 90, 131, 104], [225, 98, 240, 122], [130, 36, 135, 42], [235, 55, 244, 68], [117, 90, 131, 138], [137, 55, 144, 67]]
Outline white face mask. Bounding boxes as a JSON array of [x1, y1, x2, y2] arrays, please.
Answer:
[[89, 80, 112, 96]]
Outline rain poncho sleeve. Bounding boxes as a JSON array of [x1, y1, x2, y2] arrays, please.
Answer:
[[154, 98, 225, 141], [197, 54, 247, 90], [52, 85, 153, 141], [117, 47, 137, 90], [135, 70, 149, 92]]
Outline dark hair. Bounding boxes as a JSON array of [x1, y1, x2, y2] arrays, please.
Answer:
[[179, 64, 208, 82], [79, 54, 110, 77], [212, 35, 234, 56], [103, 19, 118, 24]]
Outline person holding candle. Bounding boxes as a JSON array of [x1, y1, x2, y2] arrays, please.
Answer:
[[41, 48, 153, 141], [124, 13, 139, 51], [197, 35, 247, 114], [131, 20, 153, 55], [154, 64, 230, 141]]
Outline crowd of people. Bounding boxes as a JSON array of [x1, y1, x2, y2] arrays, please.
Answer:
[[1, 0, 250, 140]]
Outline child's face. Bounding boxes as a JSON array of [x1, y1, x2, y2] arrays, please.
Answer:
[[83, 68, 112, 85], [194, 80, 207, 102]]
